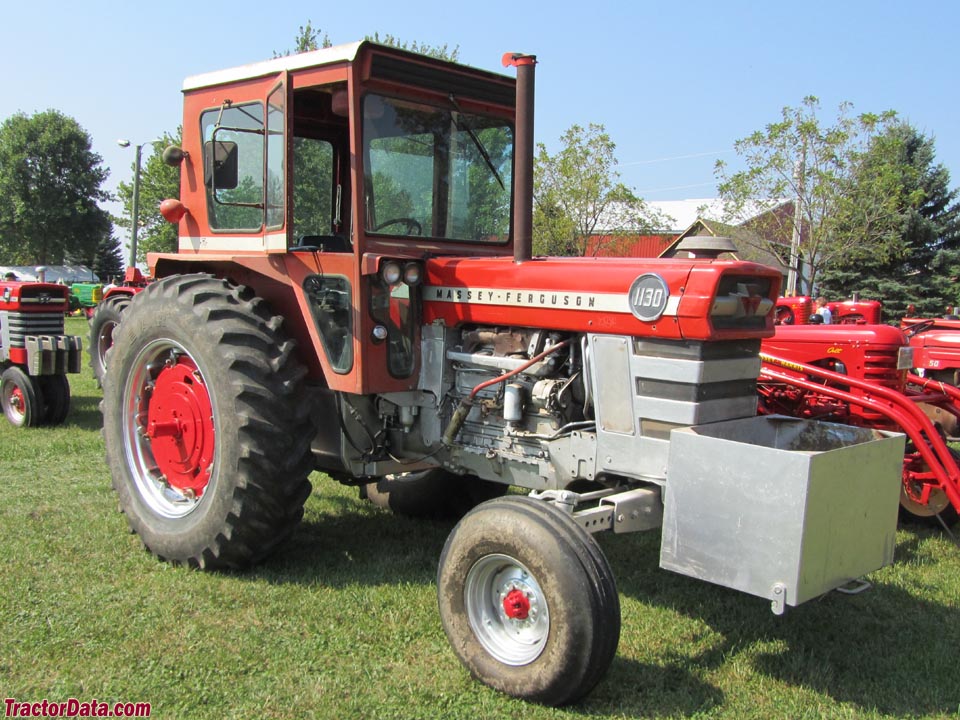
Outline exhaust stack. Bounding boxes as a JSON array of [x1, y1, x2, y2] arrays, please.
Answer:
[[503, 53, 537, 264]]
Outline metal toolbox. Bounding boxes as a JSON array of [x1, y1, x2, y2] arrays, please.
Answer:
[[660, 416, 904, 612]]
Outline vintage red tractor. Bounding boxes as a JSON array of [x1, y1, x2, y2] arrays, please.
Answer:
[[759, 323, 960, 525], [0, 276, 83, 427], [774, 295, 882, 325], [96, 42, 907, 704]]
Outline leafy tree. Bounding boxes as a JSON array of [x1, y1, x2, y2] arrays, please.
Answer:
[[275, 20, 331, 56], [0, 110, 112, 264], [366, 32, 459, 62], [114, 129, 182, 265], [278, 22, 459, 62], [533, 123, 671, 256], [715, 97, 904, 295], [819, 122, 960, 318], [93, 235, 125, 281]]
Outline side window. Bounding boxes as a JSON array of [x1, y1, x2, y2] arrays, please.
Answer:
[[265, 85, 285, 229], [200, 103, 265, 230], [292, 138, 334, 242], [304, 275, 353, 373]]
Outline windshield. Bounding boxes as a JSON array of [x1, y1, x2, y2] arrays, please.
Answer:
[[362, 93, 513, 243]]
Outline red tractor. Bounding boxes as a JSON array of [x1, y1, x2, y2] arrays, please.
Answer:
[[759, 323, 960, 525], [775, 295, 882, 325], [98, 43, 906, 704], [901, 316, 960, 387], [0, 276, 83, 427]]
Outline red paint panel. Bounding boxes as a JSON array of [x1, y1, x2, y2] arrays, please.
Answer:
[[422, 256, 779, 341]]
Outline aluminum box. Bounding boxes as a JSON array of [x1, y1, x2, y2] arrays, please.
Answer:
[[660, 416, 904, 611]]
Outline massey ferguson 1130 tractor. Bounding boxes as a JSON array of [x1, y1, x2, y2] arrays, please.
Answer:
[[100, 42, 906, 705], [0, 276, 82, 427]]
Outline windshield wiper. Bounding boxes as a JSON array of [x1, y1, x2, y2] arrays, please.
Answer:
[[448, 93, 505, 191]]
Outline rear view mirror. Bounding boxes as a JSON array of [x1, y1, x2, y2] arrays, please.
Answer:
[[203, 140, 238, 190]]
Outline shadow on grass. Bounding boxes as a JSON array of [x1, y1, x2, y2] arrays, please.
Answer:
[[602, 529, 960, 717], [64, 391, 103, 431], [242, 493, 723, 718]]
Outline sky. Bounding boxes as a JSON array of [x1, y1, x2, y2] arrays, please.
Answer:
[[2, 0, 957, 248]]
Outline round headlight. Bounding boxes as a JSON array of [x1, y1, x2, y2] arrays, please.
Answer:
[[381, 260, 402, 286], [403, 262, 423, 286]]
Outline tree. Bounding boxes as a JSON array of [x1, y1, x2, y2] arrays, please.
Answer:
[[533, 123, 671, 256], [278, 21, 460, 62], [114, 129, 182, 265], [274, 20, 331, 56], [715, 97, 904, 295], [0, 110, 112, 264], [818, 122, 960, 318], [93, 235, 125, 281]]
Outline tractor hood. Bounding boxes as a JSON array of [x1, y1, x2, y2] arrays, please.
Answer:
[[422, 255, 780, 342]]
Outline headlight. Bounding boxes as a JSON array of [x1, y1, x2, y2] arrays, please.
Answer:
[[403, 262, 423, 286], [381, 260, 402, 286]]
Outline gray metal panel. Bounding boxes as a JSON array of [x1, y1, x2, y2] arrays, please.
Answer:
[[635, 395, 760, 426], [660, 417, 904, 607], [632, 355, 761, 384], [590, 335, 636, 435]]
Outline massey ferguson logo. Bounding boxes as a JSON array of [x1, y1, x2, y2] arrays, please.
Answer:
[[37, 293, 52, 304]]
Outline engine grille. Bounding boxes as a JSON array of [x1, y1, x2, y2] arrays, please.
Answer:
[[1, 311, 66, 347]]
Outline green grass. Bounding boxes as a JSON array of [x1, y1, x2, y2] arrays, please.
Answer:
[[1, 317, 959, 718]]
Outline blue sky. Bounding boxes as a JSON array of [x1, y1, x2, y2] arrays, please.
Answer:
[[2, 0, 955, 238]]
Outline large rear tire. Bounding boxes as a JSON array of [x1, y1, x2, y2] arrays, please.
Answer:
[[437, 496, 620, 705], [102, 274, 316, 569], [89, 294, 132, 388]]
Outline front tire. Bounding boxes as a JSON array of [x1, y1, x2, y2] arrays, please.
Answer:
[[1, 366, 44, 428], [437, 496, 620, 705], [38, 375, 71, 425], [102, 274, 316, 569]]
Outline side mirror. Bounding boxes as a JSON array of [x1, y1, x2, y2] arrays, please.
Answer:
[[162, 145, 188, 167]]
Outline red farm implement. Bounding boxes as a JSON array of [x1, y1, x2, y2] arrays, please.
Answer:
[[759, 328, 960, 525]]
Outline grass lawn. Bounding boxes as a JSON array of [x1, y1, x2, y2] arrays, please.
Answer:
[[1, 317, 959, 719]]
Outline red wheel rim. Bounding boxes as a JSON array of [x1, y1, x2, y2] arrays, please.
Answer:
[[8, 385, 26, 419], [145, 355, 214, 497]]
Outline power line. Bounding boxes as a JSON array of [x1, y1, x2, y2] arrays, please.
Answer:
[[634, 180, 718, 194], [620, 150, 733, 166]]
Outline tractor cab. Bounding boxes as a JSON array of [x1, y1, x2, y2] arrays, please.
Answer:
[[155, 42, 520, 395]]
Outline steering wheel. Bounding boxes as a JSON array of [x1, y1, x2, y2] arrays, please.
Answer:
[[373, 217, 422, 235], [902, 319, 936, 338]]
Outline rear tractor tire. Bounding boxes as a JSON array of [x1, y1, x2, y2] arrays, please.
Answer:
[[437, 496, 620, 706], [101, 274, 317, 569], [89, 294, 133, 388]]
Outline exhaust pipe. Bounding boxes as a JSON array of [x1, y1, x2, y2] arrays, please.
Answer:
[[503, 52, 537, 264]]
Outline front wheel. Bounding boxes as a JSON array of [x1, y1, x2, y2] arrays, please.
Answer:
[[437, 496, 620, 706], [102, 274, 317, 569], [1, 366, 44, 428]]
